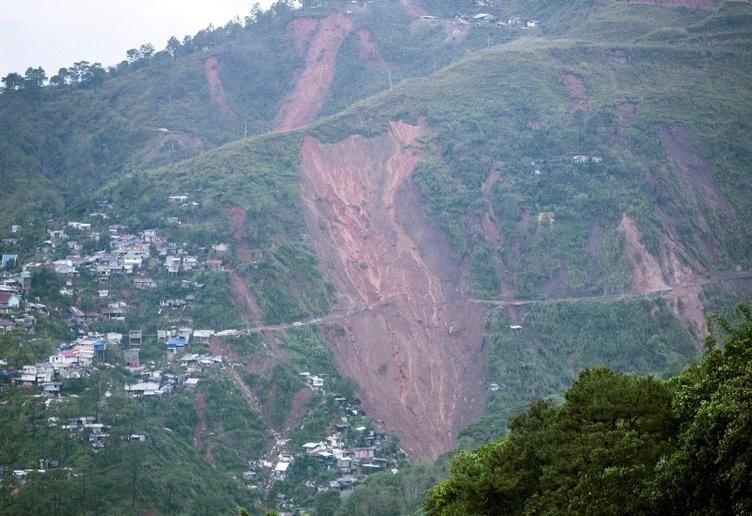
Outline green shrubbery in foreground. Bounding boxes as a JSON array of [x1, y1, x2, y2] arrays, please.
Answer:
[[425, 304, 752, 515]]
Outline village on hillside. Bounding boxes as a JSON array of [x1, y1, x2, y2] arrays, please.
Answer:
[[0, 195, 405, 505]]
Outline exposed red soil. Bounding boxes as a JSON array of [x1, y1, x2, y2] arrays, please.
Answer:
[[563, 72, 591, 111], [618, 213, 709, 341], [299, 120, 486, 459], [229, 206, 255, 264], [659, 123, 734, 231], [615, 102, 636, 145], [193, 392, 216, 465], [228, 206, 263, 324], [289, 18, 318, 54], [358, 28, 390, 68], [210, 336, 264, 415], [619, 213, 671, 293], [284, 387, 314, 433], [274, 13, 354, 131], [629, 0, 714, 7], [480, 170, 503, 250], [202, 56, 236, 119]]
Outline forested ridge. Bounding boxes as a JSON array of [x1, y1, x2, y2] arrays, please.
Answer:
[[424, 304, 752, 515]]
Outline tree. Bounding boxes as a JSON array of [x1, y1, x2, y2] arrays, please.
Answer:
[[1, 72, 25, 92], [23, 66, 47, 89], [70, 61, 91, 83], [84, 63, 106, 89], [140, 43, 155, 59], [652, 304, 752, 515], [425, 370, 675, 515], [166, 36, 181, 60]]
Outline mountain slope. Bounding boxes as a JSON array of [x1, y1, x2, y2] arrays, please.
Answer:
[[86, 0, 752, 461], [1, 1, 751, 511]]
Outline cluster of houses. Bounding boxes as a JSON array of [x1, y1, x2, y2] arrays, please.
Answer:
[[45, 225, 223, 280], [61, 416, 110, 449], [5, 334, 115, 394], [419, 12, 540, 28], [0, 263, 36, 333], [242, 394, 400, 500]]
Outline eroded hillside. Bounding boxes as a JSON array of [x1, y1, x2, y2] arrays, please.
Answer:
[[299, 120, 486, 458]]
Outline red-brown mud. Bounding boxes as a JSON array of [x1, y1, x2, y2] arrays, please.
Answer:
[[299, 120, 486, 458]]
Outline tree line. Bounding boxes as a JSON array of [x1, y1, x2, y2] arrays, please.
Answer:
[[425, 304, 752, 515]]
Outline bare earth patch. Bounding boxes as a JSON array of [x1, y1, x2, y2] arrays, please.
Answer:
[[618, 213, 670, 293], [563, 72, 591, 111], [274, 13, 353, 131], [193, 392, 216, 465], [299, 120, 486, 459], [618, 213, 710, 341], [659, 123, 734, 223], [358, 28, 390, 68], [202, 56, 236, 119]]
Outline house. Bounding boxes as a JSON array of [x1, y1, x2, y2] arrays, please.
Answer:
[[165, 256, 181, 274], [168, 195, 189, 204], [337, 475, 355, 491], [274, 461, 291, 480], [142, 229, 157, 243], [67, 222, 92, 231], [184, 378, 200, 388], [346, 447, 375, 460], [129, 331, 143, 347], [182, 256, 198, 271], [52, 259, 77, 275], [42, 382, 62, 395], [472, 13, 496, 22], [205, 259, 222, 270], [133, 277, 157, 289], [211, 243, 228, 253], [0, 291, 20, 311], [192, 330, 213, 344], [166, 336, 187, 350], [124, 382, 162, 397], [307, 375, 324, 390], [49, 350, 79, 368]]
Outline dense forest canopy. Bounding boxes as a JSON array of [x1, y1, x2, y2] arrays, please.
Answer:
[[424, 304, 752, 515]]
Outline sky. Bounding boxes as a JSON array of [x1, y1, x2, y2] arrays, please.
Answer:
[[0, 0, 274, 79]]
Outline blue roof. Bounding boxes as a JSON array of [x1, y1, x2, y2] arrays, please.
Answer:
[[166, 336, 187, 347]]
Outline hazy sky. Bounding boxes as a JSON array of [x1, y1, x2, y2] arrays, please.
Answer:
[[0, 0, 274, 78]]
